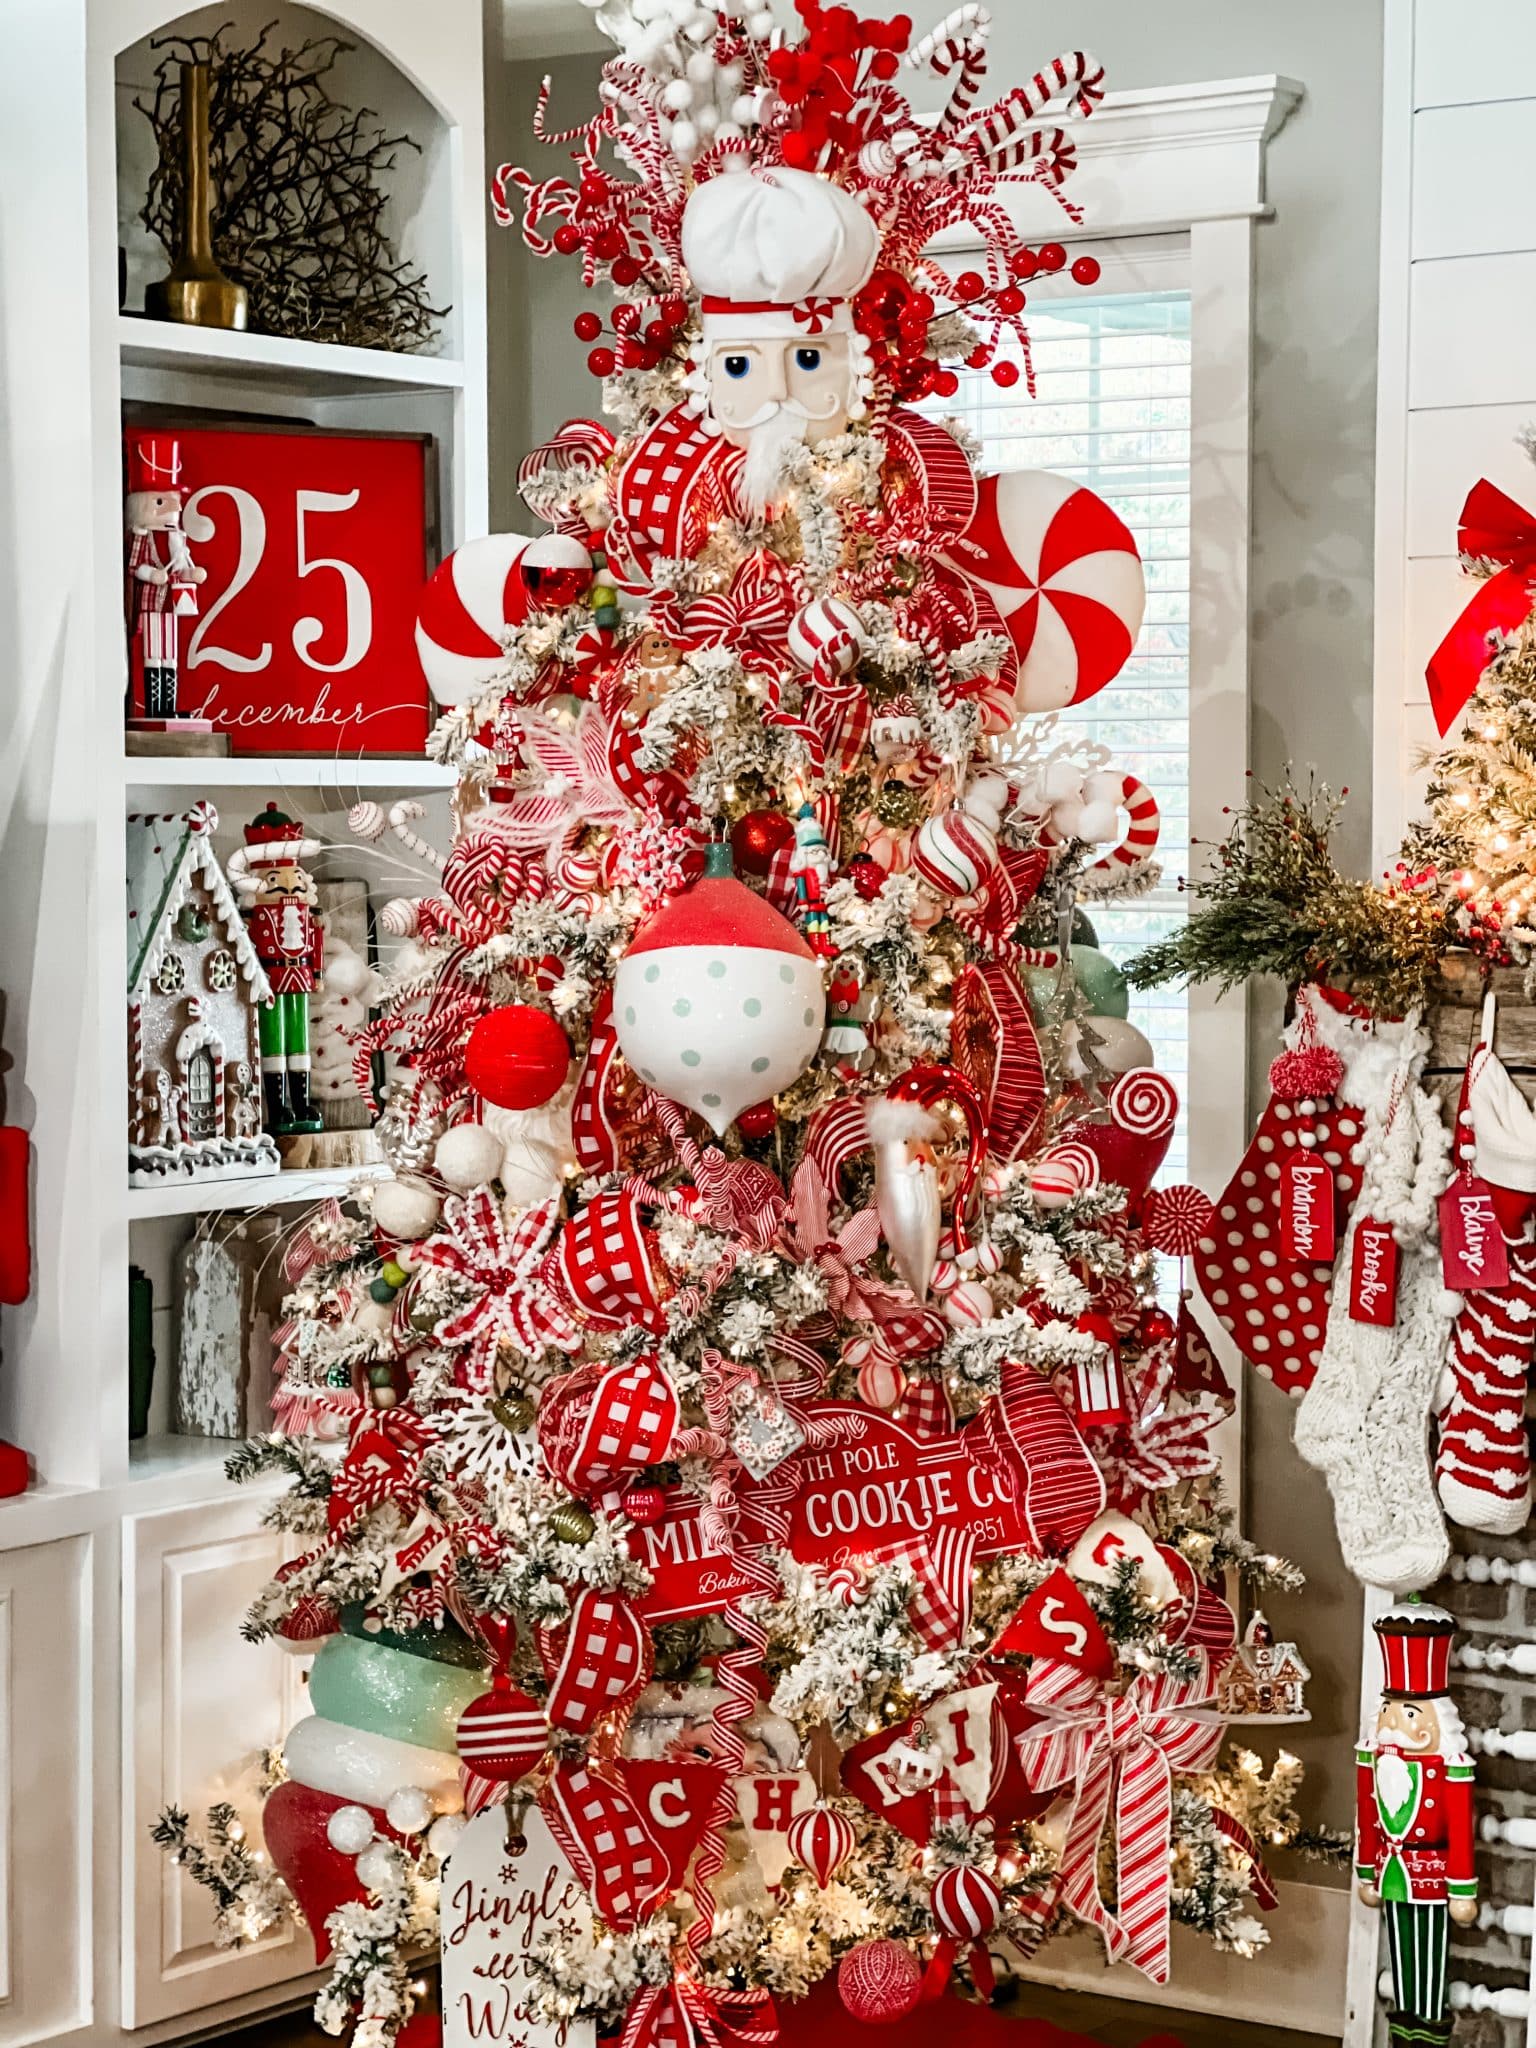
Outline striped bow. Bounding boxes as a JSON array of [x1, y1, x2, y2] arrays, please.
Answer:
[[674, 550, 799, 659], [1014, 1653, 1224, 1983], [621, 1977, 777, 2048]]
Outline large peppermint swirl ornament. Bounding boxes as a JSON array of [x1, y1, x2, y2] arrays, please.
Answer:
[[911, 807, 1000, 898], [1028, 1140, 1100, 1210], [787, 1802, 858, 1887], [1144, 1183, 1216, 1257], [414, 532, 534, 706], [1108, 1066, 1179, 1138], [942, 468, 1145, 712], [787, 595, 865, 678], [931, 1863, 1003, 1942]]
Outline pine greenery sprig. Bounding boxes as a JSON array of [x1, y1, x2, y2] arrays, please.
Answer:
[[151, 1802, 293, 1945]]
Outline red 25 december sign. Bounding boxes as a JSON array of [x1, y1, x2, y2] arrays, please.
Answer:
[[130, 422, 430, 754]]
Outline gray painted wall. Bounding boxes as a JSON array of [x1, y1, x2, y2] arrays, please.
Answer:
[[484, 1, 1386, 1850]]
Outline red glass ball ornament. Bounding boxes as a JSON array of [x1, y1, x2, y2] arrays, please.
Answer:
[[520, 533, 593, 610], [1071, 254, 1102, 286], [1139, 1305, 1177, 1348], [661, 295, 689, 326], [588, 346, 617, 378], [580, 175, 608, 205], [736, 1100, 779, 1140], [909, 290, 935, 319], [991, 360, 1020, 388], [464, 1005, 572, 1111], [995, 284, 1025, 316], [621, 1485, 667, 1527], [573, 311, 603, 343], [613, 303, 641, 335], [1039, 241, 1067, 272], [612, 255, 643, 286], [595, 227, 625, 260], [954, 270, 985, 301], [965, 345, 989, 370], [933, 368, 959, 398], [838, 1940, 922, 2024], [553, 224, 582, 255], [846, 852, 887, 901], [730, 808, 795, 876]]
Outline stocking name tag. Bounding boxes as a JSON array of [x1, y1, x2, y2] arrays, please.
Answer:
[[1280, 1153, 1336, 1263], [1348, 1217, 1400, 1326], [1440, 1173, 1509, 1291]]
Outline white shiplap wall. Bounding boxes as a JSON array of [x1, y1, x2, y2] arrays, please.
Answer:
[[1373, 2, 1536, 865]]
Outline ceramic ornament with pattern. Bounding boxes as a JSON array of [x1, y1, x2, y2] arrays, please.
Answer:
[[612, 842, 824, 1135]]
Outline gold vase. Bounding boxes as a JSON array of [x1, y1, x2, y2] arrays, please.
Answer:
[[145, 61, 248, 331]]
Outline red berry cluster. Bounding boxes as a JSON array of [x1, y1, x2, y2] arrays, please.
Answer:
[[954, 245, 1102, 386], [573, 295, 691, 379], [768, 0, 911, 171], [852, 268, 958, 403], [549, 169, 657, 291]]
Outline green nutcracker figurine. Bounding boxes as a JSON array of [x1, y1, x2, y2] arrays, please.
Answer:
[[1356, 1600, 1478, 2047], [229, 805, 325, 1136]]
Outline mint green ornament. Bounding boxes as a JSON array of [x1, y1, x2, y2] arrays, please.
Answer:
[[1068, 943, 1130, 1019], [310, 1631, 487, 1753]]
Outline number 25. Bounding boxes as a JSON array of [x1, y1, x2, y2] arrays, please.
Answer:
[[183, 485, 373, 674]]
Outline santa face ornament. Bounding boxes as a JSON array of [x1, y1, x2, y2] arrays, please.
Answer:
[[707, 332, 857, 449]]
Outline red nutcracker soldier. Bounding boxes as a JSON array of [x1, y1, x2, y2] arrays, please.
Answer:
[[124, 435, 207, 725], [229, 806, 326, 1136], [1356, 1600, 1478, 2048]]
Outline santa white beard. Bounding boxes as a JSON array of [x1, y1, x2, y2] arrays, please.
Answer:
[[740, 407, 810, 517]]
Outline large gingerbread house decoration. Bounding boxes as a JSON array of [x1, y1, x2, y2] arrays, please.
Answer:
[[127, 802, 279, 1187]]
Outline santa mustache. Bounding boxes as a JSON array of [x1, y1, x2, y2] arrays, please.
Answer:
[[725, 392, 845, 430]]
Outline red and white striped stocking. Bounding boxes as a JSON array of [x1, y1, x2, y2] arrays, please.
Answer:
[[1436, 1232, 1536, 1535]]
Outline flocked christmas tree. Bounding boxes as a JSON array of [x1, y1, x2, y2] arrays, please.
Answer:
[[157, 5, 1346, 2042]]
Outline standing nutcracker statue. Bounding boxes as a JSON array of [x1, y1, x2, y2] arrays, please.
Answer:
[[229, 805, 326, 1137], [1356, 1600, 1478, 2047], [124, 434, 207, 725]]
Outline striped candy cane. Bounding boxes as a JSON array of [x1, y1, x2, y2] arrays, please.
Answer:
[[1083, 773, 1160, 877], [963, 50, 1106, 168]]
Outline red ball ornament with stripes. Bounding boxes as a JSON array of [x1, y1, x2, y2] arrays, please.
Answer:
[[911, 807, 1000, 898], [787, 596, 864, 679], [455, 1680, 548, 1782], [787, 1802, 857, 1887], [930, 1863, 1003, 1997]]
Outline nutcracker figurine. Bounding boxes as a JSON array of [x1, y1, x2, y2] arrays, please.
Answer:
[[1356, 1600, 1478, 2047], [229, 806, 326, 1136], [124, 434, 207, 723]]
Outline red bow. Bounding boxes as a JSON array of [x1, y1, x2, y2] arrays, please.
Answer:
[[622, 1978, 778, 2048], [1014, 1654, 1224, 1984], [672, 551, 800, 659], [1426, 479, 1536, 733]]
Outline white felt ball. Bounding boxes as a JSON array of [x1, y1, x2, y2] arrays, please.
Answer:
[[1077, 799, 1121, 843], [393, 939, 435, 979], [434, 1123, 505, 1193], [1082, 768, 1124, 806], [1042, 759, 1084, 803], [428, 1812, 468, 1860], [686, 48, 715, 81], [696, 103, 720, 134], [386, 1785, 436, 1836], [685, 7, 717, 37], [718, 59, 743, 91], [355, 1842, 398, 1893], [351, 1296, 394, 1339], [671, 119, 699, 158], [327, 1804, 376, 1855], [731, 94, 758, 126], [663, 76, 695, 110], [714, 120, 744, 142], [747, 6, 775, 31], [944, 1278, 994, 1329], [324, 946, 373, 1000], [371, 1176, 442, 1242]]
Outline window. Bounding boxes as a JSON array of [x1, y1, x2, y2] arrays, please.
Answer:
[[185, 1047, 218, 1141], [930, 287, 1193, 1180]]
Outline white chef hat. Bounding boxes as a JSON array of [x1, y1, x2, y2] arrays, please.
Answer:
[[682, 166, 879, 345]]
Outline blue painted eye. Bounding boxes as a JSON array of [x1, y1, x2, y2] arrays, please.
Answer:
[[795, 347, 823, 371], [723, 354, 751, 379]]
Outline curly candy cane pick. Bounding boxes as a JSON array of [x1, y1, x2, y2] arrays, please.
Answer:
[[1084, 773, 1161, 878]]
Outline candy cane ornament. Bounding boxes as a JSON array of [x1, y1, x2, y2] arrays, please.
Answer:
[[1084, 774, 1161, 877]]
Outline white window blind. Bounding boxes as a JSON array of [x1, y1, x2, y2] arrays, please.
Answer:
[[931, 289, 1193, 1178]]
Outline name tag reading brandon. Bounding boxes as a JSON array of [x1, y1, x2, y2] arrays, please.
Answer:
[[738, 1405, 1032, 1562]]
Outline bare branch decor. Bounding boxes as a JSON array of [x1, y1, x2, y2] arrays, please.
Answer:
[[135, 23, 447, 353]]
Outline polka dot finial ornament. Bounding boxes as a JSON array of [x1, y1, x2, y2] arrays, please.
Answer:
[[611, 842, 824, 1136]]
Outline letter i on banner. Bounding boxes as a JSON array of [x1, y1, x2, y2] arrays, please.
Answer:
[[1348, 1217, 1400, 1326], [1280, 1151, 1335, 1263], [441, 1808, 596, 2048]]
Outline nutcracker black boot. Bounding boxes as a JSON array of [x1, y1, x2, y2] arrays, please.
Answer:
[[262, 1071, 289, 1133], [285, 1068, 324, 1135]]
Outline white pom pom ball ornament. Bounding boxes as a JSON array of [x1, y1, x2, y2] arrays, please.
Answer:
[[1063, 1016, 1155, 1080], [326, 1804, 376, 1855], [612, 844, 823, 1137], [371, 1176, 442, 1242], [433, 1123, 505, 1193], [428, 1812, 468, 1860], [385, 1785, 436, 1836], [664, 77, 695, 110], [355, 1842, 398, 1893]]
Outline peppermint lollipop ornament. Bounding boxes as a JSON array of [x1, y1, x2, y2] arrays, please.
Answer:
[[414, 532, 534, 706], [612, 843, 824, 1135]]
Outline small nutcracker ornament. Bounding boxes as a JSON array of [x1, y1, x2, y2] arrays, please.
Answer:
[[229, 805, 326, 1136], [789, 801, 836, 957], [1356, 1601, 1477, 2048], [124, 434, 208, 726]]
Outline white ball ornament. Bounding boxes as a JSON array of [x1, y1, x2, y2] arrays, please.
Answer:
[[355, 1842, 398, 1894], [663, 77, 695, 110], [428, 1812, 468, 1861], [731, 93, 757, 124], [433, 1123, 506, 1193], [714, 120, 744, 142], [348, 800, 388, 842], [685, 48, 715, 81], [911, 809, 999, 898], [1062, 1016, 1155, 1080], [326, 1804, 376, 1856], [670, 119, 700, 159], [371, 1176, 442, 1242], [943, 1278, 994, 1329], [696, 102, 720, 134], [380, 897, 419, 937], [612, 844, 823, 1137], [747, 7, 775, 32], [385, 1785, 436, 1836]]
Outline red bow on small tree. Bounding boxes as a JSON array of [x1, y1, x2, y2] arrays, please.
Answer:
[[1426, 479, 1536, 733]]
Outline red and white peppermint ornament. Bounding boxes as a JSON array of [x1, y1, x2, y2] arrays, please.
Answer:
[[1108, 1067, 1179, 1139], [932, 1864, 1003, 1942], [1144, 1184, 1216, 1258], [545, 1587, 652, 1733], [415, 532, 534, 706], [838, 1939, 922, 2023], [911, 808, 1000, 898], [788, 596, 864, 677], [539, 1352, 679, 1495], [854, 1348, 907, 1411], [1028, 1142, 1100, 1210], [787, 1802, 858, 1887], [943, 469, 1145, 712], [826, 1562, 868, 1604], [943, 1277, 994, 1329], [455, 1682, 548, 1782]]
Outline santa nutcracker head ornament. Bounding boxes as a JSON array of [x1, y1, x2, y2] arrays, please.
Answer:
[[1356, 1600, 1476, 2048]]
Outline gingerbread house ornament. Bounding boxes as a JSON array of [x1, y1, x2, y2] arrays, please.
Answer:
[[1217, 1612, 1312, 1725], [127, 803, 278, 1187]]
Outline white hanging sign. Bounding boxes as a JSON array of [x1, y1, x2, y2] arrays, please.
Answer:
[[441, 1807, 596, 2048]]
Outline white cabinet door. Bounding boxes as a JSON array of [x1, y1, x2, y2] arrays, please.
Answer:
[[0, 1534, 90, 2047], [123, 1495, 315, 2028]]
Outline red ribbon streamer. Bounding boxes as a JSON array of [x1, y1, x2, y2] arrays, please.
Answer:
[[1425, 479, 1536, 734]]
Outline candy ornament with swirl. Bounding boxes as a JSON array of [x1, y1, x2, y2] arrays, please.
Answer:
[[157, 7, 1324, 2046]]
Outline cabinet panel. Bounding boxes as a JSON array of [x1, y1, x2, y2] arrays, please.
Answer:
[[0, 1536, 89, 2047], [123, 1497, 314, 2028]]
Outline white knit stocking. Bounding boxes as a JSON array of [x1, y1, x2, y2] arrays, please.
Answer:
[[1295, 1042, 1455, 1594]]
